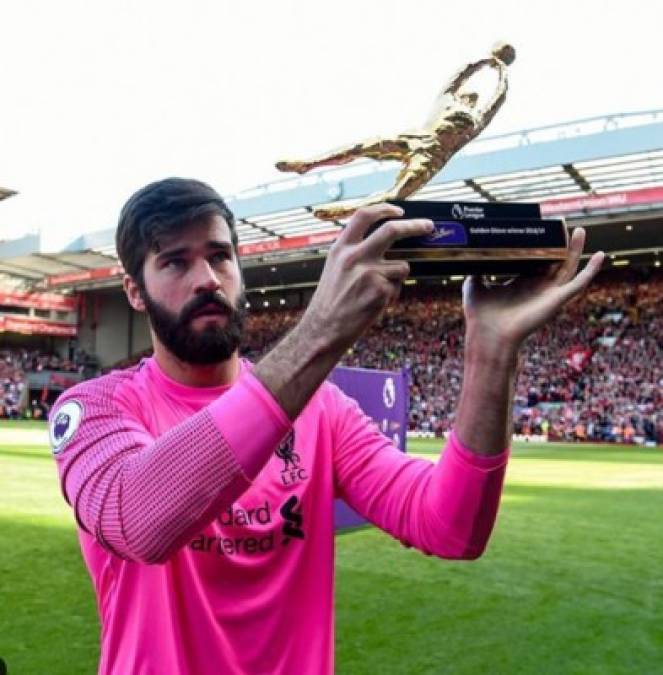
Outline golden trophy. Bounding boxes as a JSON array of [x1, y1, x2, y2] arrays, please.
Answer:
[[276, 42, 516, 220], [276, 42, 569, 275]]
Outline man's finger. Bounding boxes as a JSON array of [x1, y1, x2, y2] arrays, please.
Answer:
[[381, 260, 411, 281], [339, 203, 405, 245], [359, 217, 434, 258], [558, 250, 605, 303], [555, 227, 585, 285]]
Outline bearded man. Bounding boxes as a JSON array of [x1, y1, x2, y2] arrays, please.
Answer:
[[50, 177, 603, 675]]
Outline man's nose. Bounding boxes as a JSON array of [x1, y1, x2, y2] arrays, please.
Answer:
[[192, 259, 221, 293]]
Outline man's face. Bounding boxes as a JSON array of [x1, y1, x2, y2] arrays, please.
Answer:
[[135, 214, 245, 365]]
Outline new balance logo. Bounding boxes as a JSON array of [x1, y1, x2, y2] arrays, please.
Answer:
[[280, 495, 304, 545]]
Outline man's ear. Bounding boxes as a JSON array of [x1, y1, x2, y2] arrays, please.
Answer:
[[123, 274, 146, 312]]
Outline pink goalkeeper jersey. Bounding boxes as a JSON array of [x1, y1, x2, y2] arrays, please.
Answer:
[[49, 357, 508, 675]]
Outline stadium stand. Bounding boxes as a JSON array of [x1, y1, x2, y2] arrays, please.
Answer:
[[239, 268, 662, 444], [0, 353, 24, 419], [95, 266, 661, 444], [0, 348, 92, 419], [2, 276, 661, 440]]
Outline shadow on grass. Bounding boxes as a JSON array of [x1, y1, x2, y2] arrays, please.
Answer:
[[0, 448, 53, 462], [412, 444, 663, 466], [510, 452, 663, 466], [0, 518, 98, 675], [336, 485, 663, 675], [2, 483, 663, 675], [0, 420, 48, 430]]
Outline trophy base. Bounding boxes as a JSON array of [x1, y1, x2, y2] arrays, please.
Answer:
[[374, 200, 568, 275], [406, 256, 565, 277]]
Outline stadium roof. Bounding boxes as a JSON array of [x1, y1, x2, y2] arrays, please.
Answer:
[[1, 109, 662, 291], [0, 234, 119, 285], [224, 109, 663, 243]]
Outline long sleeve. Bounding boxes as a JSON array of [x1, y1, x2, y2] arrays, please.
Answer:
[[331, 386, 508, 559], [51, 369, 291, 564]]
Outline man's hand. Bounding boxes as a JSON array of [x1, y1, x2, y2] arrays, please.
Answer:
[[302, 203, 434, 356], [455, 227, 605, 455], [462, 227, 605, 357], [254, 204, 433, 419]]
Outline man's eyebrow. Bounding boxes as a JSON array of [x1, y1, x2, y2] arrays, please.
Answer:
[[156, 245, 190, 260], [155, 241, 233, 260], [207, 241, 233, 251]]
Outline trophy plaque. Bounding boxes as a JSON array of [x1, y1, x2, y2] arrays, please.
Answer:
[[372, 199, 568, 275]]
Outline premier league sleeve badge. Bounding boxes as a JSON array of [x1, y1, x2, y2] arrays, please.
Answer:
[[49, 400, 84, 454]]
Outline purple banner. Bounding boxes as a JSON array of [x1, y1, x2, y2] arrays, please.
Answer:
[[329, 366, 409, 530]]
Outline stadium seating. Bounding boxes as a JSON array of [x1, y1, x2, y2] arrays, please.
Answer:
[[6, 269, 660, 444], [0, 349, 86, 419], [242, 268, 662, 444]]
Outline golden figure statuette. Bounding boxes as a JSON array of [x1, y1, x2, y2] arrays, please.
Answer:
[[276, 42, 515, 220]]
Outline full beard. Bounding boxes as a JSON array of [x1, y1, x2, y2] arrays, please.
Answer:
[[142, 288, 246, 365]]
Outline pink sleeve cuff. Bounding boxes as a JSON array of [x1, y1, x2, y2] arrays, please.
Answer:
[[208, 371, 292, 479], [448, 430, 510, 471]]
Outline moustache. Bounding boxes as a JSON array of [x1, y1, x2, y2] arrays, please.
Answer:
[[179, 292, 235, 324]]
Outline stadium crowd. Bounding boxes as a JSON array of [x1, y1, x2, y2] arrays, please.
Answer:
[[3, 269, 661, 443], [242, 269, 663, 445], [0, 352, 24, 419], [0, 348, 87, 419]]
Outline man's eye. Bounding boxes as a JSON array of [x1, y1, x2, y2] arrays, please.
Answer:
[[210, 251, 230, 264], [164, 258, 186, 270]]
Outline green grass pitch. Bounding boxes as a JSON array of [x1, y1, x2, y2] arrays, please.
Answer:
[[1, 422, 663, 674]]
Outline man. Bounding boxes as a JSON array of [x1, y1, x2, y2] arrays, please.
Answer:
[[50, 178, 604, 674]]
